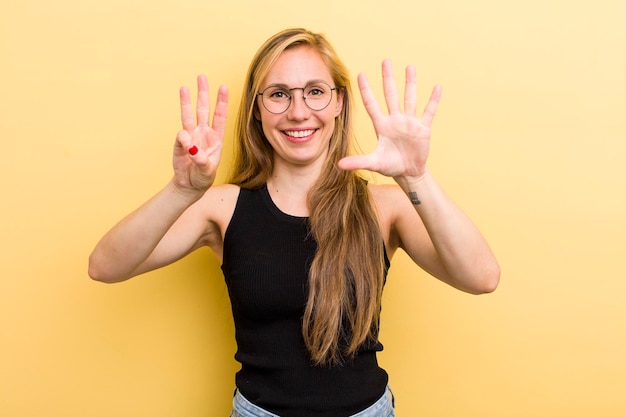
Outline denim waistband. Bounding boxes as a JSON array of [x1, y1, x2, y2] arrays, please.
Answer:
[[230, 385, 395, 417]]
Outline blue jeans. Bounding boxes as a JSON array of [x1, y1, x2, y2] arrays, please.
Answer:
[[230, 386, 395, 417]]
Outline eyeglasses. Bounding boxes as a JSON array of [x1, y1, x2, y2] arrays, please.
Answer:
[[257, 81, 338, 114]]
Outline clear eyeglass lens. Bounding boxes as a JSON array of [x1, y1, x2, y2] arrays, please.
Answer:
[[261, 83, 333, 113]]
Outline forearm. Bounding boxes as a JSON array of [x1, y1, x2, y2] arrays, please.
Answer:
[[395, 170, 500, 294], [88, 180, 203, 283]]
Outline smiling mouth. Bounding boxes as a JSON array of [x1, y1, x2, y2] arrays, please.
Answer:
[[284, 129, 316, 138]]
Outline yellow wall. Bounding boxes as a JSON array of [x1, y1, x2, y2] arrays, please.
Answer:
[[1, 0, 625, 415]]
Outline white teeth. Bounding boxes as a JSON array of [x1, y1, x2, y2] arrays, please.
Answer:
[[285, 129, 315, 138]]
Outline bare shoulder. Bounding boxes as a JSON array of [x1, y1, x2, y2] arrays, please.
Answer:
[[193, 183, 240, 255], [199, 183, 240, 225], [368, 182, 407, 202], [201, 183, 241, 208], [368, 182, 413, 216]]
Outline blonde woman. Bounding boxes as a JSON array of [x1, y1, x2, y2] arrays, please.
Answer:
[[89, 28, 500, 417]]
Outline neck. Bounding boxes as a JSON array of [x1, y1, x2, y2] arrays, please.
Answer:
[[267, 161, 324, 217]]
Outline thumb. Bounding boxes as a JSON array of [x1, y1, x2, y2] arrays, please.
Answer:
[[337, 154, 378, 171]]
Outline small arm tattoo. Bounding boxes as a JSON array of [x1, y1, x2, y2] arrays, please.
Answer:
[[408, 191, 421, 205]]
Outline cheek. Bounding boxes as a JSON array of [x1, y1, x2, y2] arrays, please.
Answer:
[[322, 109, 339, 128], [259, 112, 277, 133], [259, 116, 281, 146]]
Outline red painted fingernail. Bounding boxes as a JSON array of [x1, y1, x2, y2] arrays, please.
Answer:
[[188, 146, 198, 156]]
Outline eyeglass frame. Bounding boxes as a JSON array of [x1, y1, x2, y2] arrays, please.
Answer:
[[256, 81, 339, 114]]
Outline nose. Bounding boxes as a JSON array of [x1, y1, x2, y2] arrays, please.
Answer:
[[286, 88, 311, 120]]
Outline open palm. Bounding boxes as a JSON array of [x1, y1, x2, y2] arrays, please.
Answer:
[[338, 60, 441, 181], [173, 75, 228, 192]]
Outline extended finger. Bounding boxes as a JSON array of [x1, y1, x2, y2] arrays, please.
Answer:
[[179, 86, 195, 132], [421, 85, 442, 127], [404, 65, 417, 116], [196, 75, 210, 126], [358, 72, 384, 123], [210, 85, 229, 136], [382, 59, 401, 114]]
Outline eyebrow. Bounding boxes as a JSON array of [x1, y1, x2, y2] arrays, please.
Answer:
[[262, 79, 331, 89]]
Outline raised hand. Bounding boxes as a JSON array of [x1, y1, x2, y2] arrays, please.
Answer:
[[338, 60, 441, 181], [173, 75, 228, 193]]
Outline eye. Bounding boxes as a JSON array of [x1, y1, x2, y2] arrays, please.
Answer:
[[306, 85, 328, 97], [266, 88, 290, 100]]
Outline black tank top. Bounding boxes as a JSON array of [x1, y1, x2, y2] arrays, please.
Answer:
[[221, 184, 389, 417]]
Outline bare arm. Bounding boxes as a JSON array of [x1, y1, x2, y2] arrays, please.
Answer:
[[340, 61, 499, 294], [394, 173, 500, 294], [88, 182, 212, 283], [88, 76, 229, 283]]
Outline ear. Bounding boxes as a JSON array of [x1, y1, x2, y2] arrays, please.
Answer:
[[253, 104, 261, 121], [334, 88, 345, 117]]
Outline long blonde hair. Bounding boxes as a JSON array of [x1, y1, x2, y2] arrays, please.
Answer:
[[229, 28, 385, 366]]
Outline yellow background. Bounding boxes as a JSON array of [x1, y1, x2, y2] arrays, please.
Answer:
[[1, 0, 625, 415]]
